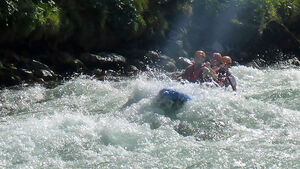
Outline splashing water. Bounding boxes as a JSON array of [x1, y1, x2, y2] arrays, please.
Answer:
[[0, 66, 299, 168]]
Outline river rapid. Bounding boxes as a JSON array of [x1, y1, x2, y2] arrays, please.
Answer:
[[0, 66, 299, 168]]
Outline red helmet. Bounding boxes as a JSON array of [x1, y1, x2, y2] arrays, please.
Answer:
[[195, 50, 206, 59], [212, 53, 222, 61], [222, 56, 232, 64]]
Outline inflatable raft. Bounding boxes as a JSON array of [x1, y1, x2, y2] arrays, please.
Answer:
[[156, 88, 191, 112]]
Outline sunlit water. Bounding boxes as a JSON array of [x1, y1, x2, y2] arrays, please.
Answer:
[[0, 66, 299, 168]]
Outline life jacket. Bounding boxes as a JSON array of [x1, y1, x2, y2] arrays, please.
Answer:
[[183, 64, 205, 83]]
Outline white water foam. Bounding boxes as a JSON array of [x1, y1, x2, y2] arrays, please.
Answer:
[[0, 66, 299, 168]]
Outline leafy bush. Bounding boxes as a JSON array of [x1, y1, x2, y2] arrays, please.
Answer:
[[0, 0, 299, 52], [0, 0, 60, 42], [34, 0, 61, 34]]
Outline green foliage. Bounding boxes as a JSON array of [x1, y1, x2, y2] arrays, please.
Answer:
[[57, 0, 148, 40], [34, 0, 61, 34], [134, 0, 149, 12], [108, 0, 144, 34], [0, 0, 60, 41], [190, 0, 300, 34], [235, 0, 300, 25], [0, 0, 299, 51], [0, 0, 35, 38], [184, 0, 300, 56]]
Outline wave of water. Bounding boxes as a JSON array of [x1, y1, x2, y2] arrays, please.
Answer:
[[0, 66, 299, 168]]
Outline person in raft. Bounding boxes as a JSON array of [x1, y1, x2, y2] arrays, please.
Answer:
[[210, 52, 223, 73], [216, 56, 237, 91], [203, 52, 222, 84], [180, 50, 217, 83]]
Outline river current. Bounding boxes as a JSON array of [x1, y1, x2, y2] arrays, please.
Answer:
[[0, 66, 299, 168]]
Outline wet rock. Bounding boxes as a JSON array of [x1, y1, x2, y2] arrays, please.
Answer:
[[0, 50, 33, 70], [163, 61, 177, 72], [92, 69, 105, 80], [33, 69, 55, 81], [143, 51, 161, 64], [98, 53, 127, 71], [0, 67, 22, 87], [120, 49, 148, 70], [92, 69, 125, 81], [125, 65, 139, 76], [136, 60, 147, 70], [32, 60, 51, 70], [47, 52, 86, 73], [79, 52, 127, 73], [290, 58, 300, 66], [0, 63, 28, 87], [19, 69, 35, 81], [143, 51, 177, 72], [78, 53, 97, 67], [232, 61, 240, 67], [72, 59, 88, 73], [176, 57, 192, 70], [246, 58, 267, 69], [157, 55, 177, 72], [281, 57, 300, 67], [27, 59, 59, 81]]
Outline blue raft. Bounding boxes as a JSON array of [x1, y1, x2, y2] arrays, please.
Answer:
[[156, 88, 191, 113], [158, 88, 191, 103]]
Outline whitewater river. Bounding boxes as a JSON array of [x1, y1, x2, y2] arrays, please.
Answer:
[[0, 66, 299, 168]]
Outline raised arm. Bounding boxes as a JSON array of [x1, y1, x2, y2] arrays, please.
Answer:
[[202, 64, 218, 81]]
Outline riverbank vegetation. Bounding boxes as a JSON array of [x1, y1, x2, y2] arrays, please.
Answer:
[[1, 0, 299, 51], [0, 0, 300, 87]]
